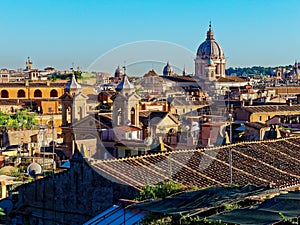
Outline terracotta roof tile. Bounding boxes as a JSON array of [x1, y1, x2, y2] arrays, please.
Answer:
[[92, 137, 300, 189], [244, 105, 300, 113], [115, 126, 141, 132], [217, 76, 247, 83]]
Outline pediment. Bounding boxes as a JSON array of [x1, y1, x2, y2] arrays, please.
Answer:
[[59, 92, 73, 100], [127, 93, 141, 101], [71, 114, 109, 129], [74, 92, 89, 100]]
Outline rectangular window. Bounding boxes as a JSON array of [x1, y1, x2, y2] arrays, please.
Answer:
[[259, 116, 262, 121], [138, 149, 143, 156], [125, 149, 131, 157]]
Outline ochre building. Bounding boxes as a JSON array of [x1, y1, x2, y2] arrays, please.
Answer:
[[0, 80, 67, 114]]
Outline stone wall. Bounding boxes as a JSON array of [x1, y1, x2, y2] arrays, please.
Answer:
[[6, 130, 39, 146], [15, 151, 138, 224]]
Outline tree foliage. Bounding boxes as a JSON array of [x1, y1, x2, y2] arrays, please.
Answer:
[[141, 213, 227, 225], [74, 70, 82, 80], [225, 65, 293, 76], [279, 212, 297, 224], [135, 180, 185, 201], [137, 181, 229, 225], [0, 109, 38, 131]]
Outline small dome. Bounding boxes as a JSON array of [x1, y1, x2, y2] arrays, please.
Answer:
[[114, 65, 123, 78], [196, 24, 224, 59], [163, 62, 173, 76]]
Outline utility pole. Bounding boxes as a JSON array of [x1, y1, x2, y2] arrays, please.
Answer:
[[229, 113, 233, 187], [39, 125, 46, 176], [52, 111, 55, 173]]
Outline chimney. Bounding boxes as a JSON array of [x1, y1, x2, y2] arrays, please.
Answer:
[[249, 98, 253, 106], [297, 94, 300, 104]]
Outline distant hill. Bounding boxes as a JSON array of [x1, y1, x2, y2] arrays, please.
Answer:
[[226, 65, 293, 76]]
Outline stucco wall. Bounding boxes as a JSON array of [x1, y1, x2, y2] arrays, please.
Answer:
[[15, 152, 138, 224]]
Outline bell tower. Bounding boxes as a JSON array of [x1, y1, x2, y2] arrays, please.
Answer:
[[112, 70, 140, 127], [25, 57, 33, 71], [60, 74, 88, 157]]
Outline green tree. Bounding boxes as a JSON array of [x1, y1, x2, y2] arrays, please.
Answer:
[[135, 180, 185, 201], [74, 70, 82, 80], [1, 109, 38, 131]]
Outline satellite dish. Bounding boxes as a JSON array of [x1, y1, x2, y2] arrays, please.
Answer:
[[144, 137, 153, 146], [191, 122, 199, 132], [27, 162, 43, 178], [192, 122, 199, 127]]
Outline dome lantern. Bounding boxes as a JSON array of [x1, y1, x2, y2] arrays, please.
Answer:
[[206, 21, 214, 40], [196, 22, 224, 59]]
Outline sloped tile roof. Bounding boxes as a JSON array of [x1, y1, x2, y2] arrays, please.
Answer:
[[115, 126, 141, 132], [91, 137, 300, 189], [161, 75, 201, 83], [217, 76, 247, 83], [244, 105, 300, 113]]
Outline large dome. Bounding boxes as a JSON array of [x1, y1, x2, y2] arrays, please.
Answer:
[[196, 24, 224, 59]]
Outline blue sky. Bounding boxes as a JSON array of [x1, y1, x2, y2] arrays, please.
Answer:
[[0, 0, 299, 74]]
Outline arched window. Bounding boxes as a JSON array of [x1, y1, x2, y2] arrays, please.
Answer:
[[17, 89, 25, 98], [117, 108, 122, 126], [130, 107, 135, 125], [66, 106, 72, 124], [50, 89, 58, 97], [1, 90, 8, 98], [47, 120, 54, 128], [211, 71, 214, 77], [34, 89, 42, 98], [78, 107, 83, 120]]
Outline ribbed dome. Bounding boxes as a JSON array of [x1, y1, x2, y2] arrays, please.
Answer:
[[163, 62, 173, 76], [196, 24, 224, 59], [207, 58, 214, 66], [114, 65, 123, 78]]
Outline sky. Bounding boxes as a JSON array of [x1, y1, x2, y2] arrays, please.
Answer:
[[0, 0, 299, 74]]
